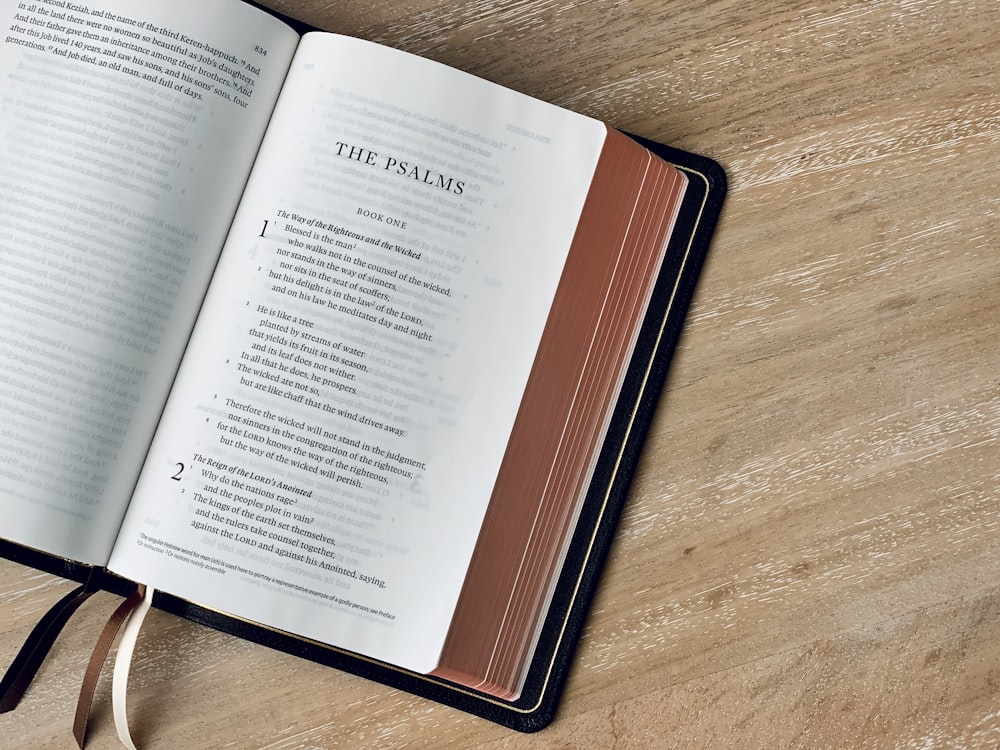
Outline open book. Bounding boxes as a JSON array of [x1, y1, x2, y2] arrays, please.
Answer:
[[0, 0, 725, 732]]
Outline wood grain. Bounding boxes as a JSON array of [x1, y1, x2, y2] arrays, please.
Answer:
[[2, 0, 998, 747]]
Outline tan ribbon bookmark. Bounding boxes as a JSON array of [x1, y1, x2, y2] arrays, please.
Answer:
[[73, 585, 154, 750]]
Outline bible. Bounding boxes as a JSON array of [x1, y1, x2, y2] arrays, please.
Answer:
[[0, 0, 725, 732]]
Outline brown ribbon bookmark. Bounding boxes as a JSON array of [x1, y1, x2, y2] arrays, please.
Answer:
[[73, 584, 146, 749], [0, 568, 100, 713]]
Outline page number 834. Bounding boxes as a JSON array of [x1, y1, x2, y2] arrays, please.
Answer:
[[254, 45, 267, 56]]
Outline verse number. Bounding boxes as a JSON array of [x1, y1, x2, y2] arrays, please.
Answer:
[[254, 45, 267, 56], [171, 463, 185, 481]]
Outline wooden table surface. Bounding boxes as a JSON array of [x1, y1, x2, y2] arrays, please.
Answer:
[[2, 0, 998, 747]]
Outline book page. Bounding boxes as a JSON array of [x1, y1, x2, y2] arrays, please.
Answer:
[[434, 136, 688, 698], [0, 0, 299, 564], [109, 34, 606, 672]]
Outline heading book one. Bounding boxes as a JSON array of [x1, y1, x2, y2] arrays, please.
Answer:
[[0, 0, 725, 735]]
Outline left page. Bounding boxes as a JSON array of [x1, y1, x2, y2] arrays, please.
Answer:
[[0, 0, 299, 565]]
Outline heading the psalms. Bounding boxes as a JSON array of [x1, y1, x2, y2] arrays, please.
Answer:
[[334, 141, 466, 196]]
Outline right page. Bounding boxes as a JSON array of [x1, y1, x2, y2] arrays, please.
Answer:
[[109, 33, 609, 675]]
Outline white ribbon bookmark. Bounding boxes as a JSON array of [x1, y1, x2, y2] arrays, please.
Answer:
[[111, 585, 155, 750]]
